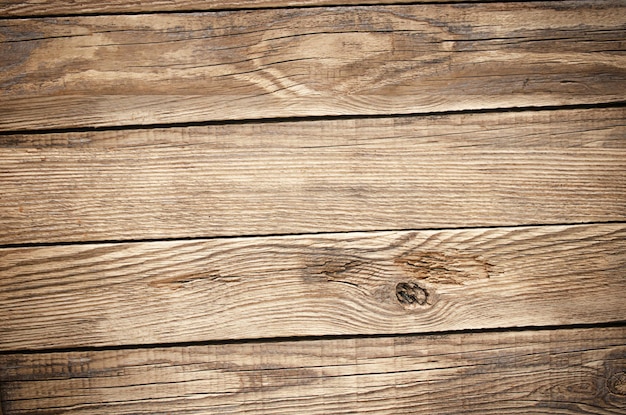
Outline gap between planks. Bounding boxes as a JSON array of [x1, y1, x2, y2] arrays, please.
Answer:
[[0, 100, 624, 137], [0, 219, 624, 251], [1, 320, 625, 356]]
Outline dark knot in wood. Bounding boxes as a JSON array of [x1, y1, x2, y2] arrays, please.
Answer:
[[396, 281, 429, 309], [607, 372, 626, 396]]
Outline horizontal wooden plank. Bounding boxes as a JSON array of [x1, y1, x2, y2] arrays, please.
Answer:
[[0, 223, 624, 350], [1, 1, 625, 130], [1, 327, 625, 414], [0, 0, 496, 18], [1, 107, 624, 245]]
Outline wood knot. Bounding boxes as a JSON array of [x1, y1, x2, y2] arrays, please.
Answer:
[[395, 281, 429, 309], [607, 372, 626, 396]]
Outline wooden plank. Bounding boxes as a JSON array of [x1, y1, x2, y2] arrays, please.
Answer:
[[1, 327, 625, 414], [0, 0, 505, 18], [1, 107, 625, 245], [1, 1, 625, 130], [0, 223, 624, 350]]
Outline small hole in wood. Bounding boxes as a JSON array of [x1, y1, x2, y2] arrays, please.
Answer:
[[395, 281, 428, 309]]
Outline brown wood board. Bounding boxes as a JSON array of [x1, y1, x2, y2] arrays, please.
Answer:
[[1, 223, 624, 351], [1, 1, 625, 130], [0, 0, 516, 17], [1, 107, 625, 245], [1, 327, 625, 414], [0, 0, 625, 412]]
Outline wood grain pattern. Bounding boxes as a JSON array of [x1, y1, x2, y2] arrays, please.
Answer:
[[1, 327, 625, 414], [1, 1, 625, 130], [1, 107, 624, 245], [1, 223, 624, 351], [0, 0, 498, 17], [1, 0, 624, 412]]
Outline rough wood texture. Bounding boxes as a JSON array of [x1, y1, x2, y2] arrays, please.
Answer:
[[2, 108, 625, 245], [1, 0, 625, 412], [0, 0, 495, 17], [1, 223, 624, 351], [1, 1, 625, 130], [1, 327, 625, 414]]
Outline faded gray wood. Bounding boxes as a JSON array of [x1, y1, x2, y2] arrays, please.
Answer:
[[1, 327, 625, 414], [0, 223, 624, 350], [1, 108, 625, 245], [1, 1, 625, 130]]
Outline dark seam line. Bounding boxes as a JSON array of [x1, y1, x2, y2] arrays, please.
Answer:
[[0, 0, 587, 20], [1, 101, 625, 136], [0, 220, 624, 250], [1, 320, 625, 355]]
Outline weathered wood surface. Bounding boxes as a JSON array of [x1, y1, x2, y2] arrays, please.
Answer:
[[0, 0, 624, 412], [1, 327, 625, 414], [2, 108, 625, 245], [1, 1, 625, 130], [1, 223, 624, 351], [0, 0, 499, 17]]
